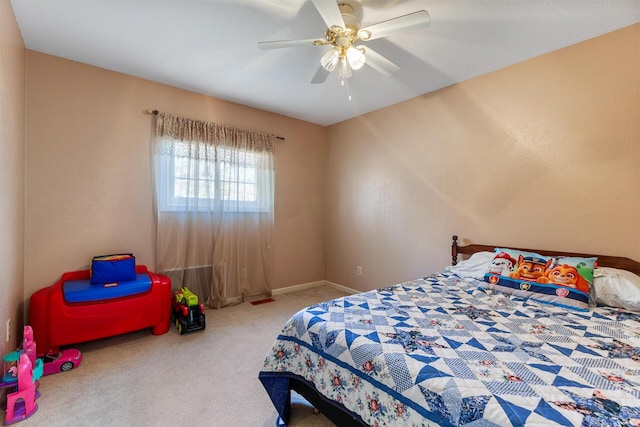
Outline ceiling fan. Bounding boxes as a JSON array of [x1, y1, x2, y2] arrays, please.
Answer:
[[258, 0, 430, 85]]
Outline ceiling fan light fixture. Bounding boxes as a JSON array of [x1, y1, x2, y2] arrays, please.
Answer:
[[337, 57, 352, 79], [346, 46, 366, 70], [259, 1, 431, 87], [320, 48, 340, 72]]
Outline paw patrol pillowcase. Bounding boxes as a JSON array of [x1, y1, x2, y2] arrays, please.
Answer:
[[482, 249, 596, 311]]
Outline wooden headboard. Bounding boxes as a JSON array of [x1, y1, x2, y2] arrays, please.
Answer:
[[451, 235, 640, 276]]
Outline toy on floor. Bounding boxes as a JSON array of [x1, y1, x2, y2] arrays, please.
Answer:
[[1, 326, 43, 425], [1, 327, 42, 388], [4, 353, 38, 425], [40, 348, 82, 376], [30, 265, 171, 355], [171, 287, 206, 334], [1, 351, 20, 387]]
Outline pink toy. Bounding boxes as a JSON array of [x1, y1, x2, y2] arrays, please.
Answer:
[[1, 326, 44, 425], [4, 353, 38, 425], [1, 327, 41, 387], [40, 349, 82, 376], [1, 351, 20, 386], [22, 327, 36, 368]]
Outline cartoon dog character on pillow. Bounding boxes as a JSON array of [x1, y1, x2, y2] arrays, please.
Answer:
[[488, 252, 517, 276], [536, 264, 590, 294], [509, 256, 552, 282]]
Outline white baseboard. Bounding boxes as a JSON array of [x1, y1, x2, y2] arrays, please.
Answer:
[[272, 280, 359, 296], [323, 280, 360, 295]]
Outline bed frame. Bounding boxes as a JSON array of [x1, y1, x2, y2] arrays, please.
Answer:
[[281, 235, 640, 426]]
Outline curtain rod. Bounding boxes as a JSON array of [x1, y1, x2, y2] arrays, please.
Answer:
[[144, 109, 285, 141]]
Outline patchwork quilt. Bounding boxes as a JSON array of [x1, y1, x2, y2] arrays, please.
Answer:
[[259, 272, 640, 426]]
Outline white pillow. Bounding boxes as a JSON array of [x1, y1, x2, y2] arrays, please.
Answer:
[[593, 267, 640, 311], [445, 251, 495, 279]]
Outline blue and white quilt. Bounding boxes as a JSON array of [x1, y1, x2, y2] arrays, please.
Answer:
[[259, 272, 640, 426]]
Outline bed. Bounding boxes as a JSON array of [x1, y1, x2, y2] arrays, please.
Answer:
[[259, 236, 640, 426]]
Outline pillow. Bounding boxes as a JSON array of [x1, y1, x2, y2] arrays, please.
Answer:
[[487, 251, 518, 276], [482, 250, 596, 311], [555, 256, 596, 293], [445, 251, 495, 279], [593, 267, 640, 311], [493, 247, 546, 260]]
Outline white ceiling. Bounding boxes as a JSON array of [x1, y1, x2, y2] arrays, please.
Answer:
[[11, 0, 640, 126]]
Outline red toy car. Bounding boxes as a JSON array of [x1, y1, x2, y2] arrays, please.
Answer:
[[40, 349, 82, 376]]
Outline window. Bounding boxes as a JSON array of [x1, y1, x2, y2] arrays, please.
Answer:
[[152, 112, 275, 307], [157, 141, 271, 213]]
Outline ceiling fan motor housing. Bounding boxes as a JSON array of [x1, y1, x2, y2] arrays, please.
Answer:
[[325, 2, 364, 49], [338, 2, 362, 32]]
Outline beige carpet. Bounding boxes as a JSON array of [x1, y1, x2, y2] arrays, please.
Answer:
[[8, 285, 348, 427]]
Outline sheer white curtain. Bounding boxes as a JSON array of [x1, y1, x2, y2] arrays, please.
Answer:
[[152, 113, 275, 308]]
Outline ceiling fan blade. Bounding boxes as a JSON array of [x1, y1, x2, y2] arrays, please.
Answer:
[[258, 38, 322, 50], [362, 46, 400, 77], [311, 0, 345, 29], [311, 65, 330, 84], [359, 10, 430, 41]]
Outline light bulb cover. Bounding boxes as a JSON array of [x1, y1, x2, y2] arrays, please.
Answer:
[[320, 49, 339, 72], [346, 46, 366, 70]]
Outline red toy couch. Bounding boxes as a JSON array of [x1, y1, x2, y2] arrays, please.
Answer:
[[30, 265, 171, 355]]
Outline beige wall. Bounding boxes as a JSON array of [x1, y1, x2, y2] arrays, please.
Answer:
[[0, 0, 25, 351], [326, 24, 640, 291], [24, 52, 327, 301]]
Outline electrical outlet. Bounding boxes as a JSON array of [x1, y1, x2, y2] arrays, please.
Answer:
[[6, 318, 11, 342], [357, 266, 363, 276]]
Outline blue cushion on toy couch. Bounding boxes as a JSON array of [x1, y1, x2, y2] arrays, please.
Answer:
[[63, 273, 152, 303]]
